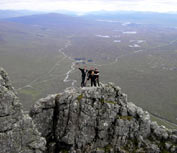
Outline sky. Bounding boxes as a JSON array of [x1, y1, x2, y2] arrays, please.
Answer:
[[0, 0, 177, 13]]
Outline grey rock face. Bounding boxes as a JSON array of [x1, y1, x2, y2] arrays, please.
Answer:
[[1, 67, 176, 153], [0, 68, 46, 153], [30, 83, 177, 153]]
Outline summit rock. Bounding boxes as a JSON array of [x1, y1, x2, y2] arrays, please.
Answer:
[[30, 83, 177, 153]]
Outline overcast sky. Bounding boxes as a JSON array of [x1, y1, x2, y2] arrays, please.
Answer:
[[0, 0, 177, 13]]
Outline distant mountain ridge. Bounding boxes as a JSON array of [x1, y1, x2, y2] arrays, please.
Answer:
[[83, 11, 177, 27], [3, 11, 177, 27], [2, 13, 92, 28], [0, 10, 43, 19]]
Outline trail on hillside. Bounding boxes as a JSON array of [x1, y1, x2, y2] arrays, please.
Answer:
[[16, 37, 177, 128], [150, 113, 177, 129], [59, 41, 77, 86], [17, 37, 177, 90], [17, 41, 71, 91]]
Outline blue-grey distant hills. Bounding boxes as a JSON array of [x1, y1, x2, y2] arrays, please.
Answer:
[[3, 13, 91, 27], [83, 11, 177, 27], [2, 13, 108, 32], [3, 10, 177, 27], [0, 10, 43, 19]]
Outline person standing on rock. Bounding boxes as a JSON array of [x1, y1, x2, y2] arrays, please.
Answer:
[[87, 67, 96, 87], [78, 65, 88, 87], [94, 68, 100, 86], [91, 70, 97, 87]]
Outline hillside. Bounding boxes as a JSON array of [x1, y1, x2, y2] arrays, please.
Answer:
[[0, 13, 177, 127]]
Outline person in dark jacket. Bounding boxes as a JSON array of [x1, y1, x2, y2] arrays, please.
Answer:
[[91, 71, 97, 87], [94, 68, 100, 86], [78, 66, 87, 87], [87, 67, 96, 87]]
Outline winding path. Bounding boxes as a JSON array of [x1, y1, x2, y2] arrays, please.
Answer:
[[16, 36, 177, 128], [150, 112, 177, 129], [58, 40, 78, 86], [17, 40, 73, 91]]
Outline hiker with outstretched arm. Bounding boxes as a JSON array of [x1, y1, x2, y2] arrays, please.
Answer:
[[94, 68, 100, 86], [77, 65, 87, 87]]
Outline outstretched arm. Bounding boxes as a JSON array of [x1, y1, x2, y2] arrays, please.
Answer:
[[75, 64, 82, 71], [78, 68, 83, 72], [94, 71, 100, 76]]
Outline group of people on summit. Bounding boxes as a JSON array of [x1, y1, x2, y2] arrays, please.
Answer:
[[77, 65, 100, 87]]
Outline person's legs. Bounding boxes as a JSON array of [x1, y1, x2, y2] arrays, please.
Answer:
[[94, 79, 96, 87], [95, 78, 98, 86], [91, 78, 94, 87], [81, 76, 85, 87], [84, 80, 87, 87], [97, 77, 100, 86], [86, 77, 91, 86], [84, 79, 87, 86], [92, 77, 96, 87], [83, 76, 86, 87]]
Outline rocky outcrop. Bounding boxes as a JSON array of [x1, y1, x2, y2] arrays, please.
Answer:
[[0, 68, 46, 153], [1, 66, 177, 153], [30, 84, 177, 153]]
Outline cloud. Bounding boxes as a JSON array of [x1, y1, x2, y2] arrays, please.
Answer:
[[0, 0, 177, 13]]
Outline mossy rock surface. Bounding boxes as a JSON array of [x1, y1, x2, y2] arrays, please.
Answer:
[[100, 98, 116, 104], [119, 116, 133, 121], [104, 144, 113, 153], [77, 94, 83, 102]]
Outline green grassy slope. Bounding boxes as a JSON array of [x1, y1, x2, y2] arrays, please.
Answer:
[[0, 18, 177, 127]]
